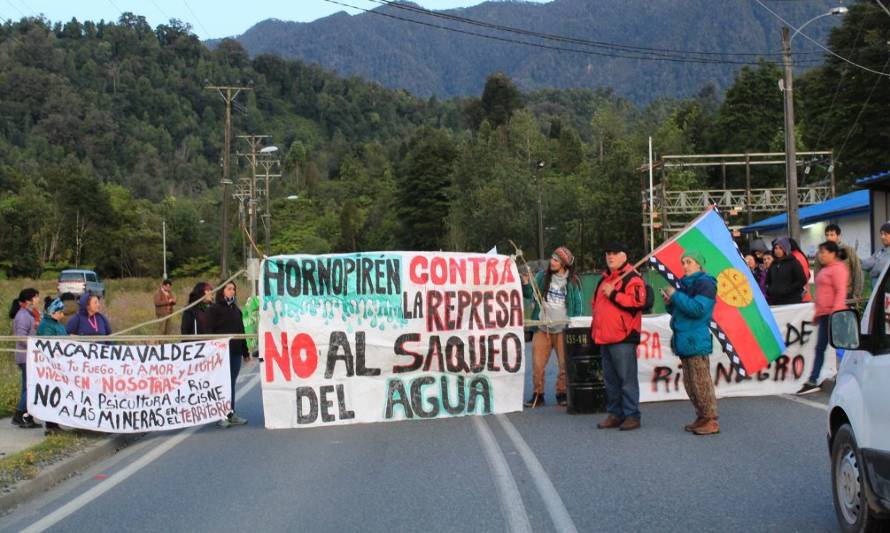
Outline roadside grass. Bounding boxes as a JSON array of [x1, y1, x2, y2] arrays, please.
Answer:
[[0, 431, 102, 490]]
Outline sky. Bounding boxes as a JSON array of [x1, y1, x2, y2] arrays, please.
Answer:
[[0, 0, 549, 40]]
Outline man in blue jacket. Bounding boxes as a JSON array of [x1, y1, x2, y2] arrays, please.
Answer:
[[663, 251, 720, 435]]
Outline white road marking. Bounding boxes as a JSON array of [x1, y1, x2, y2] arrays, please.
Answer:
[[780, 394, 829, 411], [496, 414, 579, 533], [472, 416, 533, 533], [21, 372, 260, 533]]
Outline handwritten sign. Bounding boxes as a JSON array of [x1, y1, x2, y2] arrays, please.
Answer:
[[27, 338, 232, 432], [259, 252, 525, 428]]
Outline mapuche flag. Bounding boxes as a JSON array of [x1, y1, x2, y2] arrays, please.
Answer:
[[649, 207, 785, 376]]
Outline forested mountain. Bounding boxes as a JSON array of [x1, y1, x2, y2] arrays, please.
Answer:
[[224, 0, 838, 104], [0, 1, 887, 281]]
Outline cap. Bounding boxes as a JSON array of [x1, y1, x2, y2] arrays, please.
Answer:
[[603, 242, 629, 254]]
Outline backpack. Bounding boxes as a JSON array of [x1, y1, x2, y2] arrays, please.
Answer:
[[595, 271, 655, 315]]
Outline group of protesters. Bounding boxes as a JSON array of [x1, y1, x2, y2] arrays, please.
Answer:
[[521, 220, 890, 434], [8, 278, 252, 432]]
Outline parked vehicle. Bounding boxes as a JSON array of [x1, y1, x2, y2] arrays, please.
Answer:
[[57, 269, 105, 299], [828, 265, 890, 532]]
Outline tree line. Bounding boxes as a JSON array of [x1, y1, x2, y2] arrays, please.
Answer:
[[0, 1, 886, 278]]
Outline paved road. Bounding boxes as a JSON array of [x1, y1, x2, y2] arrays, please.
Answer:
[[0, 359, 837, 533]]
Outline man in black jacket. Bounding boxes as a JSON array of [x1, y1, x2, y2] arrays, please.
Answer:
[[766, 237, 807, 305]]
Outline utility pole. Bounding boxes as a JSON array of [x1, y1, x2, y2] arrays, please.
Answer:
[[258, 148, 281, 256], [162, 219, 167, 280], [237, 134, 270, 297], [781, 27, 801, 243], [205, 85, 251, 278]]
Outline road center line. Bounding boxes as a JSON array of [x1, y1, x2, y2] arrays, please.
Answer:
[[471, 416, 533, 533], [495, 414, 579, 533], [779, 394, 829, 411], [21, 372, 261, 533]]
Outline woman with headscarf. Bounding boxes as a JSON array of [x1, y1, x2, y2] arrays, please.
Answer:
[[520, 246, 583, 408], [207, 281, 249, 427], [37, 297, 68, 434], [181, 282, 213, 335], [8, 288, 42, 428], [662, 251, 720, 435]]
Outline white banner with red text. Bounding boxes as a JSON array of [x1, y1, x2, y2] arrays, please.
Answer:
[[26, 338, 232, 432], [259, 252, 525, 429], [572, 303, 834, 401]]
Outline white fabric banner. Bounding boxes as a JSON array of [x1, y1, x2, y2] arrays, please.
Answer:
[[259, 252, 525, 429], [26, 338, 232, 432], [571, 303, 835, 402]]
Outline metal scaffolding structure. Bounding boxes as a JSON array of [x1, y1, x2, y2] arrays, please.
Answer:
[[640, 150, 834, 248]]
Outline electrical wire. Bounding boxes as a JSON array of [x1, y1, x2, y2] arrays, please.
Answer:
[[753, 0, 890, 78], [369, 0, 813, 59], [181, 0, 212, 39], [321, 0, 824, 66]]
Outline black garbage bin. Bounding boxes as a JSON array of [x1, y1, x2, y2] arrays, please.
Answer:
[[563, 327, 607, 414]]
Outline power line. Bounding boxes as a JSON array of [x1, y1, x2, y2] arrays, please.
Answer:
[[148, 0, 172, 22], [181, 0, 211, 39], [321, 0, 823, 66], [369, 0, 808, 59], [753, 0, 890, 78]]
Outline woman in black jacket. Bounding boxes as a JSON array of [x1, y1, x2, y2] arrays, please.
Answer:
[[766, 237, 807, 305], [207, 281, 249, 428], [181, 282, 212, 335]]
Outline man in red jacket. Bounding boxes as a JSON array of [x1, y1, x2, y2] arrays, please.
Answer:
[[591, 243, 645, 431]]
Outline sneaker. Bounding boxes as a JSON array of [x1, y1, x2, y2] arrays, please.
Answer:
[[796, 382, 820, 395], [19, 414, 42, 429], [523, 393, 544, 408], [217, 418, 232, 429], [555, 393, 567, 407], [228, 413, 248, 426]]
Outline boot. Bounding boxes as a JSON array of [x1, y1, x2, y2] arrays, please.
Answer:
[[596, 415, 623, 429], [45, 422, 61, 436], [555, 393, 567, 407], [19, 413, 42, 429], [693, 418, 720, 435], [619, 417, 641, 431], [684, 417, 707, 432], [524, 393, 545, 408], [11, 409, 25, 427]]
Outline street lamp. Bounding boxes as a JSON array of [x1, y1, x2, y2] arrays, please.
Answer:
[[781, 6, 847, 242]]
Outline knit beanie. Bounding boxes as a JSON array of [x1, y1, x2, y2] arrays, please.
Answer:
[[682, 250, 706, 268], [45, 297, 64, 314], [553, 246, 574, 267]]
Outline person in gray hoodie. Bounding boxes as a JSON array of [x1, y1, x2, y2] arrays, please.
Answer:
[[862, 222, 890, 291]]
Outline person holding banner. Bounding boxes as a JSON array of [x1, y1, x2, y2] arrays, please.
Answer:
[[662, 252, 720, 436], [181, 282, 213, 335], [521, 246, 583, 408], [37, 297, 67, 434], [798, 241, 849, 395], [66, 292, 112, 336], [9, 288, 42, 429], [208, 281, 249, 428], [592, 243, 645, 431]]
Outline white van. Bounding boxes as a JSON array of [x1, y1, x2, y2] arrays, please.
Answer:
[[828, 272, 890, 532]]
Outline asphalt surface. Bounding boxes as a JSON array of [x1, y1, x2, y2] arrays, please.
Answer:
[[0, 355, 837, 533]]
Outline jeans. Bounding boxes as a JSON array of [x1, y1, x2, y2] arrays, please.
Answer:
[[17, 363, 26, 412], [600, 343, 640, 420], [809, 316, 829, 384], [229, 352, 242, 413]]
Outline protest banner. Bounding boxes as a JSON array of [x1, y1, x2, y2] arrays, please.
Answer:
[[569, 303, 832, 402], [260, 252, 525, 429], [27, 338, 232, 433]]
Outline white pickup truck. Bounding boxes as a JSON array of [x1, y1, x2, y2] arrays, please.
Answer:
[[828, 274, 890, 532]]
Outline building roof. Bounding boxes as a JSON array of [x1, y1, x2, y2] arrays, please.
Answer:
[[855, 169, 890, 189], [740, 189, 869, 234]]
